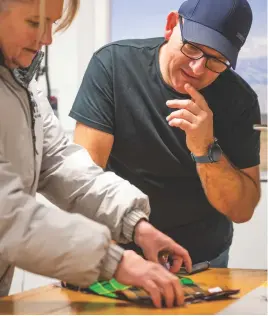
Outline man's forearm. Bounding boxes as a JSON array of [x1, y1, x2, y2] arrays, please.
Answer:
[[196, 155, 260, 223]]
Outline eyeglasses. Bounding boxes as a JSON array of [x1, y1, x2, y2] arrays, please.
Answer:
[[179, 18, 231, 73]]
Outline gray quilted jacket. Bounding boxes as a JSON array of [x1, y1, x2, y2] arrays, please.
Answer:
[[0, 51, 150, 297]]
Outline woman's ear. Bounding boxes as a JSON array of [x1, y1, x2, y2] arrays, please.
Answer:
[[164, 11, 179, 40]]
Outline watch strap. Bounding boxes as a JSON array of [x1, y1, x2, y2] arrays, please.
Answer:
[[191, 138, 220, 163], [190, 153, 213, 163]]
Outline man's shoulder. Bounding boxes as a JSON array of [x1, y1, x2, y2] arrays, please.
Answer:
[[219, 70, 257, 103], [94, 37, 164, 57]]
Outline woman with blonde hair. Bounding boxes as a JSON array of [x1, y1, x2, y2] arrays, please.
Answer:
[[0, 0, 191, 308]]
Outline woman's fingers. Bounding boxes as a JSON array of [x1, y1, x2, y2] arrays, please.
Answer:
[[152, 266, 185, 308], [143, 279, 162, 308]]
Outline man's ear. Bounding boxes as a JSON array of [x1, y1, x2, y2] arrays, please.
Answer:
[[164, 11, 179, 40]]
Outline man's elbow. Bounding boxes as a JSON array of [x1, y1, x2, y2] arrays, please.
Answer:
[[232, 212, 253, 224], [230, 195, 261, 224]]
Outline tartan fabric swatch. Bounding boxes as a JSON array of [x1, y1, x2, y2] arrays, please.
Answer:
[[61, 275, 240, 306], [86, 279, 130, 298], [61, 278, 129, 299]]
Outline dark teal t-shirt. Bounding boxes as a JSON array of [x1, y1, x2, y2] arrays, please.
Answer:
[[70, 38, 260, 264]]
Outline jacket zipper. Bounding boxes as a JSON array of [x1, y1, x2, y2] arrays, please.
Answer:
[[9, 52, 44, 190]]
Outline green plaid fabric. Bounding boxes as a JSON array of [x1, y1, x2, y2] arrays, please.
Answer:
[[62, 275, 194, 298], [61, 275, 239, 305], [88, 279, 130, 298]]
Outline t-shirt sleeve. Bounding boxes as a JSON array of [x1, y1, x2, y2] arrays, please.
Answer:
[[69, 53, 115, 135], [221, 97, 261, 169]]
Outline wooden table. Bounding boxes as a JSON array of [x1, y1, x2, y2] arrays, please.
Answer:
[[0, 269, 266, 315]]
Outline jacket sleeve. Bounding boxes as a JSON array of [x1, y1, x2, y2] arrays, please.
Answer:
[[0, 138, 124, 286], [34, 83, 150, 244]]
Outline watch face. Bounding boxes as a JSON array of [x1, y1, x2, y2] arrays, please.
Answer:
[[211, 143, 222, 162]]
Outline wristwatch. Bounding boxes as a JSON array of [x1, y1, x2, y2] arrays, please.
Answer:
[[191, 138, 222, 163]]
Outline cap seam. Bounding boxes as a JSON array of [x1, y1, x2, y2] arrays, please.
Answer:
[[225, 0, 238, 20], [189, 0, 200, 18]]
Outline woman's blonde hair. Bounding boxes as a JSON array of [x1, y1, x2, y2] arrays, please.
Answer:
[[39, 0, 80, 32], [56, 0, 80, 32], [0, 0, 80, 32]]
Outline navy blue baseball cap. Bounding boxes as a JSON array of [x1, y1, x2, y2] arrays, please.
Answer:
[[178, 0, 253, 69]]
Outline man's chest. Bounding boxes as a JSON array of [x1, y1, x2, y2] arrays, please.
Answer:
[[112, 85, 197, 175]]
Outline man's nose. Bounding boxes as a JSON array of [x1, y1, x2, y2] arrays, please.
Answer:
[[189, 57, 207, 75]]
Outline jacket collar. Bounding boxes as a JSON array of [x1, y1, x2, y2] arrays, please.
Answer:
[[0, 49, 44, 86], [14, 51, 44, 87]]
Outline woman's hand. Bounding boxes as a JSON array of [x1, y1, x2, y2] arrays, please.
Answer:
[[114, 250, 184, 308], [134, 220, 192, 274]]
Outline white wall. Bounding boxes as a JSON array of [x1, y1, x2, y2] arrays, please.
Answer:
[[38, 0, 111, 133], [229, 183, 267, 269]]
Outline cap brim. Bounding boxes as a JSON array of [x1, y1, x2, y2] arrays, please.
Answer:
[[182, 19, 239, 69]]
